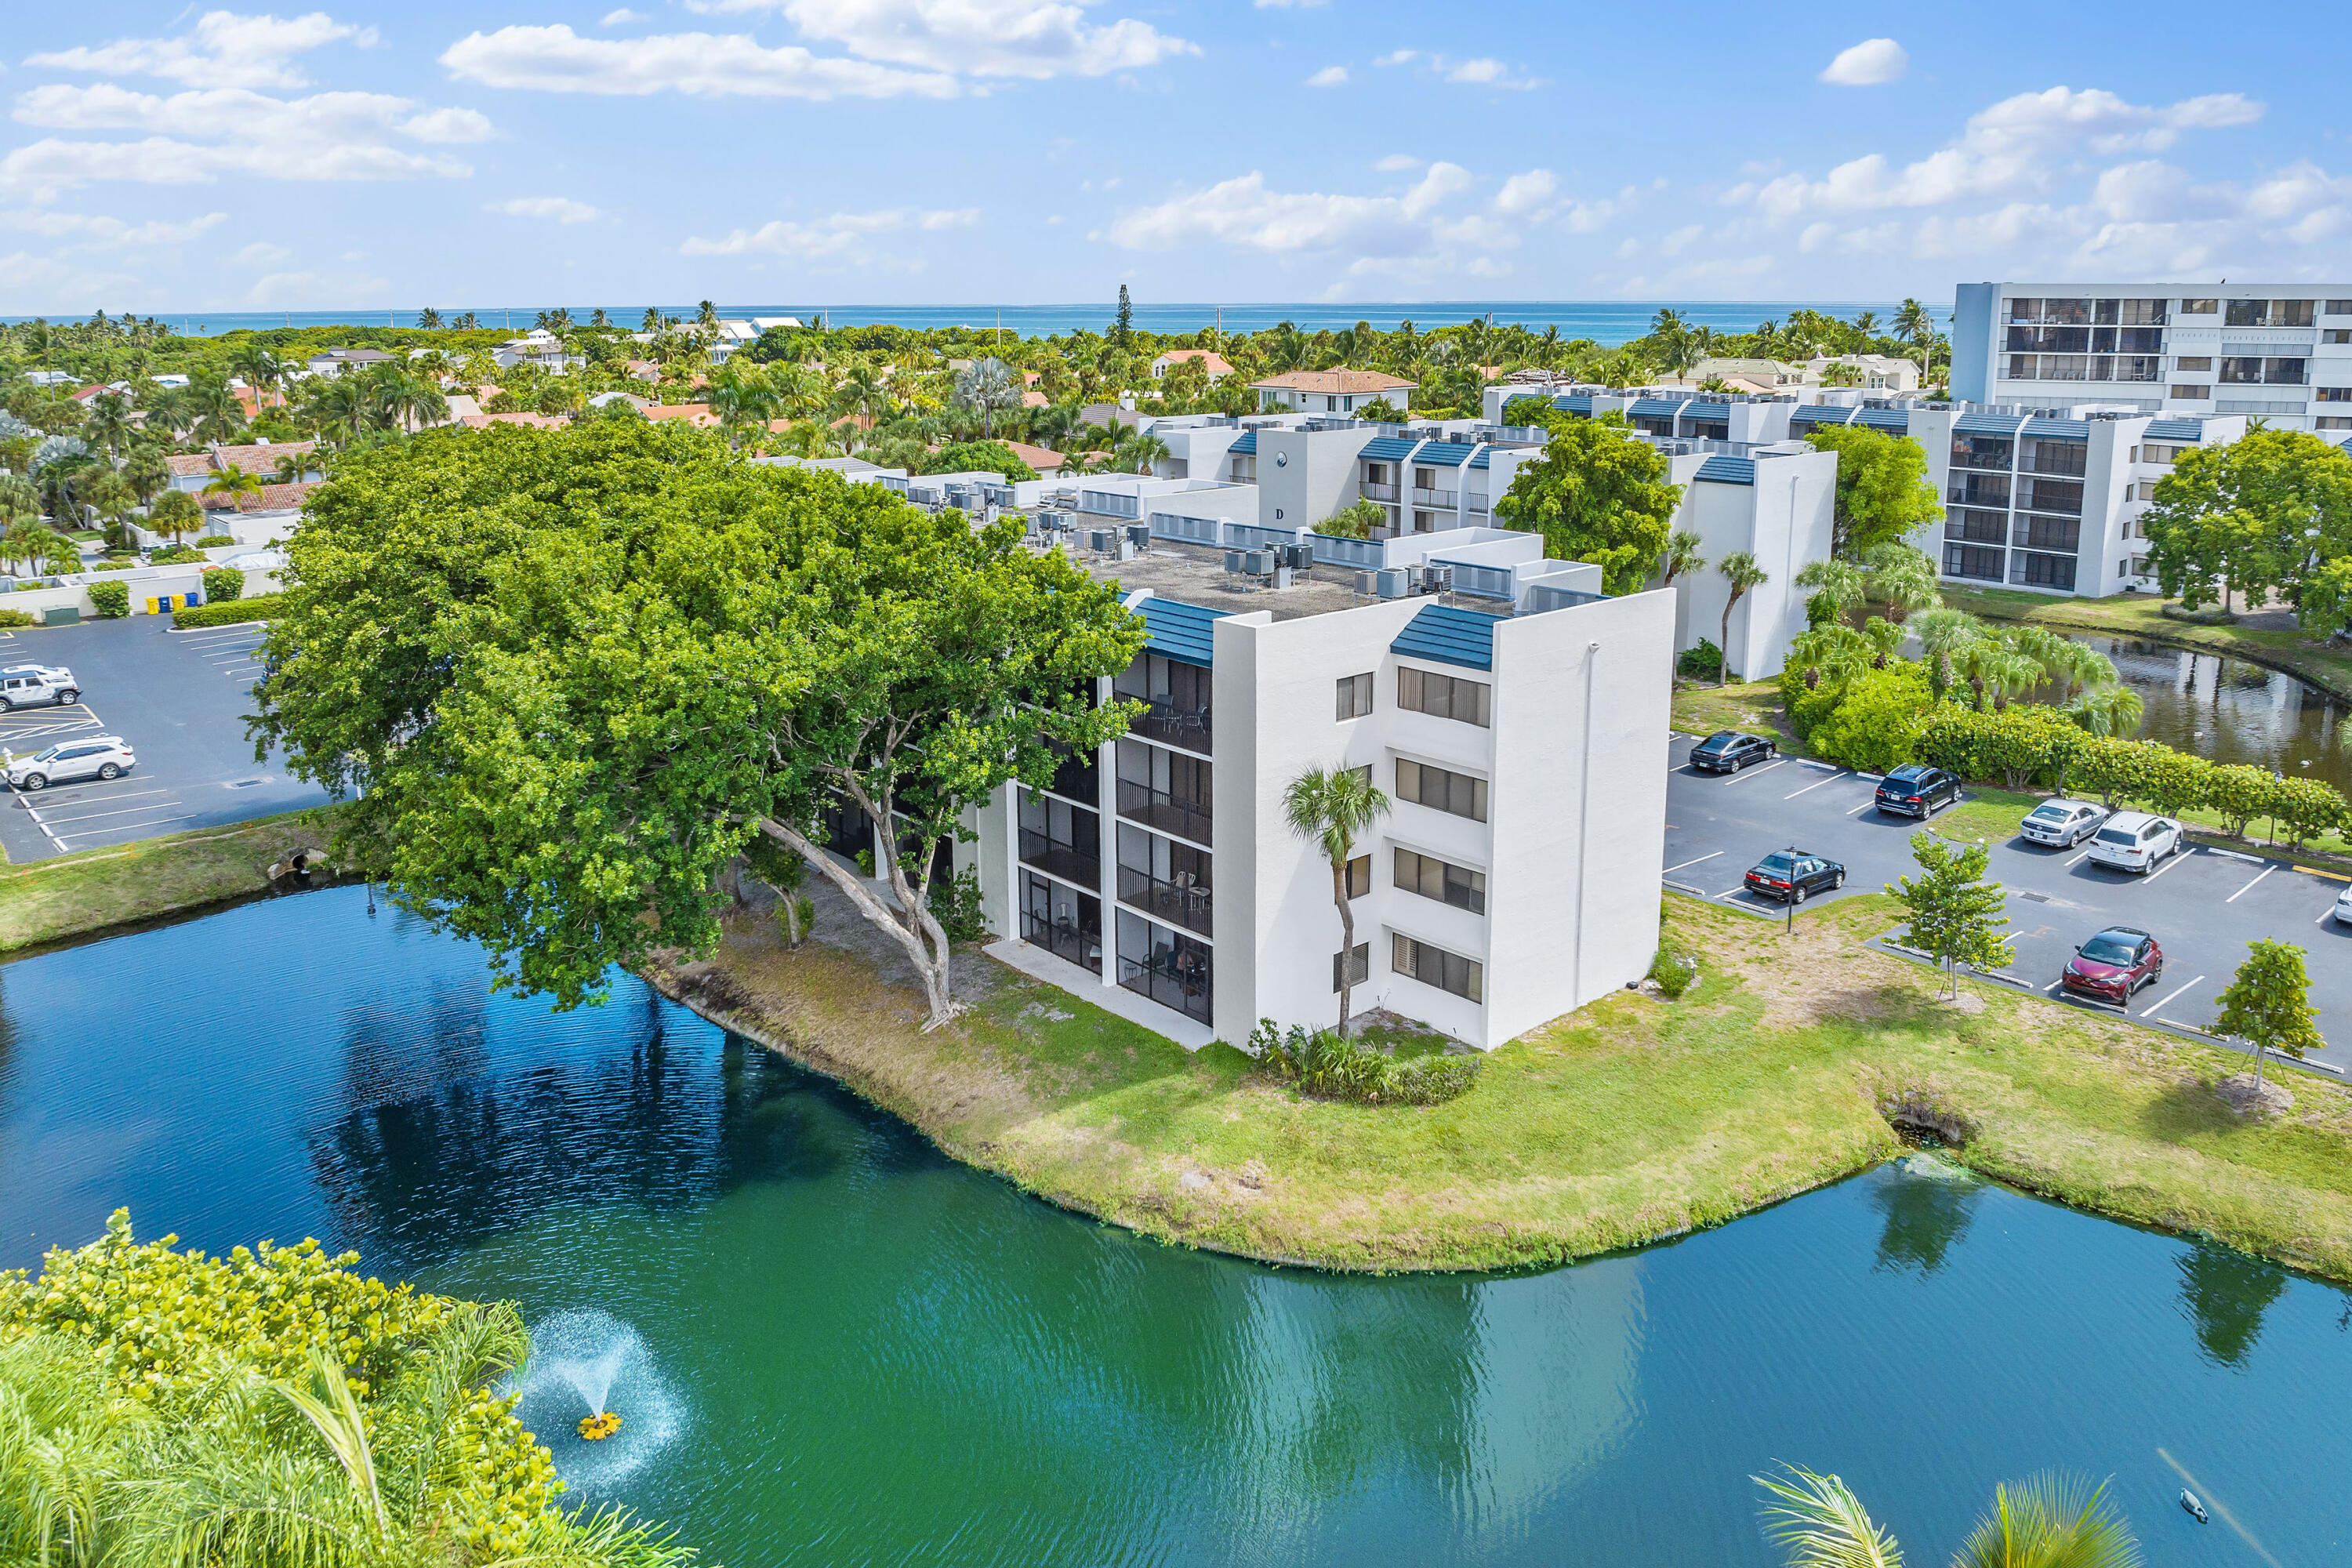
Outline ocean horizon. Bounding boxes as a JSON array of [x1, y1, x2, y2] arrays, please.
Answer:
[[1, 299, 1952, 345]]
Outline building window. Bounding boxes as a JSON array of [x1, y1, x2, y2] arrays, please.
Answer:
[[1116, 824, 1212, 938], [2325, 331, 2352, 345], [2169, 385, 2210, 401], [1393, 847, 1486, 914], [1117, 910, 1212, 1023], [1395, 758, 1488, 822], [1022, 872, 1102, 975], [2317, 388, 2352, 402], [2180, 298, 2218, 315], [2119, 299, 2169, 326], [1333, 942, 1369, 993], [1392, 933, 1483, 1003], [1397, 666, 1492, 727], [2226, 299, 2316, 328], [1944, 543, 2005, 583], [2327, 301, 2352, 316], [2175, 356, 2212, 372], [2013, 515, 2082, 554], [1019, 793, 1101, 887], [1346, 854, 1371, 898], [1336, 671, 1374, 720], [2319, 417, 2352, 431], [2012, 551, 2078, 591], [1116, 739, 1212, 846], [1115, 652, 1213, 753]]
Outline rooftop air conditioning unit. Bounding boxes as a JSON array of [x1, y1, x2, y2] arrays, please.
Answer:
[[1374, 568, 1410, 599], [1087, 528, 1116, 554], [1125, 523, 1150, 550], [1420, 564, 1453, 595], [1243, 548, 1276, 575], [1354, 570, 1378, 595], [1283, 543, 1313, 572]]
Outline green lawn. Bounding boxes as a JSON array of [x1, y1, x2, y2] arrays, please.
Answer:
[[1670, 679, 1794, 746], [0, 810, 338, 953], [664, 891, 2352, 1279]]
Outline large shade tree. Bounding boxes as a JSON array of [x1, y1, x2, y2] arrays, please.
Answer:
[[250, 421, 1145, 1025], [2141, 427, 2352, 617], [1800, 424, 1944, 558], [1494, 412, 1682, 594]]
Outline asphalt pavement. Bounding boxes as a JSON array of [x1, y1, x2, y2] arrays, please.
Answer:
[[0, 616, 327, 862], [1663, 731, 2352, 1072]]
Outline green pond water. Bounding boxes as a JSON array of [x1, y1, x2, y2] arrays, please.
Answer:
[[1, 885, 2346, 1565]]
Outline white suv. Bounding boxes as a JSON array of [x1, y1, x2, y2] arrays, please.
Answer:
[[5, 735, 135, 791], [2086, 811, 2184, 874], [0, 664, 79, 710]]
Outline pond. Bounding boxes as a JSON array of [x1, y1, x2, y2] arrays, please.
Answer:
[[2, 886, 2348, 1566], [2079, 634, 2352, 798]]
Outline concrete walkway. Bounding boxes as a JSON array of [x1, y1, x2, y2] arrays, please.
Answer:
[[984, 937, 1220, 1051]]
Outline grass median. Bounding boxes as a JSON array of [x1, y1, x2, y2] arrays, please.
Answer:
[[652, 887, 2352, 1279], [0, 808, 338, 954]]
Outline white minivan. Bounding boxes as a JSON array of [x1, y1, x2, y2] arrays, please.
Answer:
[[2086, 811, 2184, 874]]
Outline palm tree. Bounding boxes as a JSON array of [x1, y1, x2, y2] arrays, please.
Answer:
[[1115, 429, 1172, 476], [1715, 551, 1766, 685], [149, 488, 203, 546], [227, 343, 285, 416], [83, 390, 134, 459], [640, 306, 664, 333], [419, 307, 445, 328], [122, 443, 170, 510], [0, 475, 37, 532], [184, 374, 246, 444], [1653, 307, 1698, 383], [708, 365, 779, 450], [1893, 297, 1934, 383], [202, 464, 263, 514], [2068, 684, 2145, 738], [696, 299, 719, 330], [1758, 1465, 2140, 1568], [1860, 542, 1941, 622], [1283, 764, 1392, 1040], [833, 360, 892, 426], [1793, 557, 1866, 627], [953, 358, 1023, 440], [1659, 528, 1706, 587]]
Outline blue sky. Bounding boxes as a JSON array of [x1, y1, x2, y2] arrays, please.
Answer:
[[3, 2, 2348, 314]]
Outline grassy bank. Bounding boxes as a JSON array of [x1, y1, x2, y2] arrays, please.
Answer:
[[1941, 585, 2352, 704], [655, 890, 2352, 1279], [1670, 678, 1792, 744], [0, 810, 337, 953]]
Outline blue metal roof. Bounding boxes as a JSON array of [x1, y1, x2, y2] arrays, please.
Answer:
[[1391, 603, 1498, 672], [1552, 394, 1594, 415], [1683, 401, 1731, 423], [1789, 405, 1853, 426], [2143, 418, 2203, 441], [1135, 596, 1229, 667], [1227, 430, 1257, 456], [1628, 397, 1686, 419], [1467, 448, 1493, 468], [1954, 412, 2025, 437], [1694, 454, 1755, 485], [2021, 417, 2089, 441], [1361, 436, 1421, 461], [1853, 408, 1911, 434], [1413, 441, 1478, 467]]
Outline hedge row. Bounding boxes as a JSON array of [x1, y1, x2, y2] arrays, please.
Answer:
[[1915, 704, 2349, 846], [172, 590, 287, 629]]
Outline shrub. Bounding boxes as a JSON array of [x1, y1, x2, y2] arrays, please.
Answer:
[[934, 863, 989, 943], [2270, 775, 2348, 848], [0, 1210, 693, 1566], [201, 564, 245, 603], [2205, 764, 2274, 839], [195, 533, 238, 547], [1249, 1018, 1483, 1105], [1648, 942, 1697, 1000], [86, 580, 128, 618], [172, 590, 285, 628], [1807, 662, 1934, 773], [93, 558, 135, 571], [0, 608, 32, 627], [149, 543, 205, 564], [1678, 639, 1723, 680]]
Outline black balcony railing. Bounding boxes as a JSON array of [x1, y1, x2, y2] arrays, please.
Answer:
[[1361, 481, 1399, 501], [1117, 781, 1213, 846], [1948, 480, 2012, 509], [1024, 907, 1102, 973], [1018, 829, 1100, 888], [1413, 487, 1457, 508], [1117, 866, 1212, 937], [1120, 949, 1212, 1023], [1131, 700, 1212, 753]]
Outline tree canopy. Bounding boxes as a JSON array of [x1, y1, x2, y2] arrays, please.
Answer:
[[921, 439, 1040, 481], [1494, 412, 1682, 594], [250, 420, 1143, 1022], [1801, 425, 1944, 558], [2142, 428, 2352, 617]]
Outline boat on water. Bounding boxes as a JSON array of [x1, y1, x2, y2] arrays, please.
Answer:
[[2180, 1489, 2208, 1523]]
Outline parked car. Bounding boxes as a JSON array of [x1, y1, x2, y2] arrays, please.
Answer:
[[1875, 764, 1962, 818], [2020, 798, 2110, 848], [2086, 811, 2185, 874], [1744, 849, 1846, 904], [2335, 884, 2352, 927], [0, 664, 80, 710], [1690, 730, 1777, 774], [5, 735, 135, 791], [2062, 925, 2165, 1004]]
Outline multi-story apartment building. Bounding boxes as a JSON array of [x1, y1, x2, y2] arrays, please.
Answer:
[[967, 529, 1675, 1050], [1952, 283, 2352, 433]]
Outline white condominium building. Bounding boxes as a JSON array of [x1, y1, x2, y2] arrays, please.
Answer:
[[966, 527, 1675, 1051], [1951, 283, 2352, 433]]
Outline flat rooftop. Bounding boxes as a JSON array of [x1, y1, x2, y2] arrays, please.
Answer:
[[1073, 538, 1512, 622]]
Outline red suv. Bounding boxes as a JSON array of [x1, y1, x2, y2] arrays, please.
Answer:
[[2062, 926, 2163, 1004]]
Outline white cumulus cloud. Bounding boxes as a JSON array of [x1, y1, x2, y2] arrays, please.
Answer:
[[601, 7, 648, 22], [0, 209, 227, 249], [490, 195, 601, 223], [27, 10, 378, 91], [1306, 64, 1347, 88], [660, 0, 1193, 79], [1819, 38, 1906, 87], [439, 24, 960, 99], [681, 205, 978, 258]]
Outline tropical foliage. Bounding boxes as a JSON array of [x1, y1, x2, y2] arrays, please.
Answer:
[[1248, 1019, 1482, 1105], [1494, 412, 1682, 594], [1757, 1464, 2140, 1568], [2140, 427, 2352, 624]]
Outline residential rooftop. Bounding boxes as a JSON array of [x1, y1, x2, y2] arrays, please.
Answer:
[[1073, 535, 1515, 624]]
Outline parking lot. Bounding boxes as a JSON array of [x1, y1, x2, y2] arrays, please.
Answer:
[[1663, 731, 2352, 1072], [0, 617, 328, 862]]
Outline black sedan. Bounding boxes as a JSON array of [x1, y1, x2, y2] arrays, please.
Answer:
[[1690, 731, 1777, 774], [1875, 764, 1962, 818], [1744, 850, 1846, 904]]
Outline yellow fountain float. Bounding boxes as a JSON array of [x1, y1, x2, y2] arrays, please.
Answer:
[[578, 1411, 624, 1441]]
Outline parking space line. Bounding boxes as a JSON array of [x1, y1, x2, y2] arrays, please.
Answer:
[[1846, 800, 1878, 815], [56, 814, 197, 844], [1784, 771, 1848, 799], [2225, 866, 2275, 903], [2142, 848, 2194, 882], [1722, 759, 1788, 786], [2066, 847, 2096, 866], [2321, 906, 2341, 924], [2142, 975, 2205, 1018], [221, 666, 263, 677], [40, 797, 183, 828], [1663, 851, 1722, 874]]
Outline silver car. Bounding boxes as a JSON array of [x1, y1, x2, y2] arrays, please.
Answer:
[[6, 735, 136, 790], [2021, 798, 2108, 848], [0, 663, 80, 710]]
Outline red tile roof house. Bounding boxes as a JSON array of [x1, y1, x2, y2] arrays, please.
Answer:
[[166, 441, 321, 495], [201, 481, 319, 513], [1248, 368, 1416, 415], [1150, 348, 1236, 382]]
